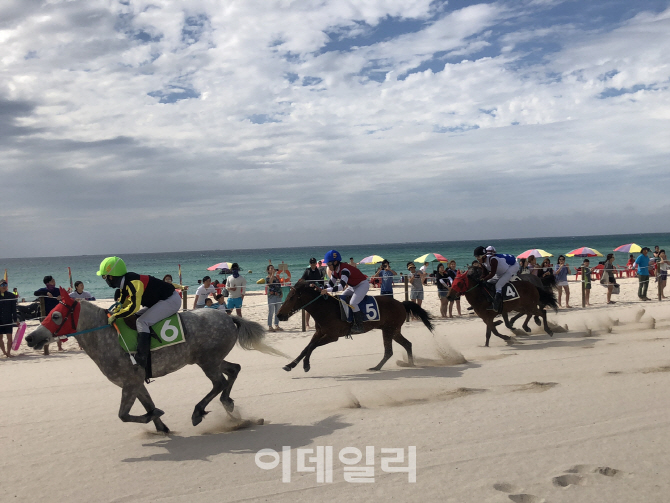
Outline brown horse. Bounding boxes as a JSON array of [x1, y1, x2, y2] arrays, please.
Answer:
[[276, 279, 434, 372], [447, 267, 558, 346]]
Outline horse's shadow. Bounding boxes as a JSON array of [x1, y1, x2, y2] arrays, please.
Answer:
[[122, 414, 351, 463], [292, 361, 478, 382], [503, 331, 604, 350]]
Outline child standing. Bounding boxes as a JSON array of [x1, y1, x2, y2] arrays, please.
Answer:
[[582, 259, 592, 306]]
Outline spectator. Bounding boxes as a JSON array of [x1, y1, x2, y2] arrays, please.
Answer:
[[0, 280, 19, 357], [214, 293, 228, 309], [33, 275, 63, 351], [634, 247, 651, 301], [581, 259, 592, 306], [204, 298, 217, 308], [407, 262, 426, 309], [373, 260, 397, 297], [12, 288, 19, 298], [446, 260, 461, 317], [653, 245, 660, 259], [225, 263, 247, 316], [518, 258, 528, 274], [626, 254, 635, 270], [301, 258, 325, 329], [656, 249, 668, 299], [163, 274, 188, 292], [193, 276, 216, 309], [527, 255, 539, 275], [435, 263, 450, 318], [266, 264, 283, 332], [600, 253, 618, 304], [554, 255, 572, 308], [419, 261, 431, 285], [349, 257, 358, 268], [539, 258, 554, 289], [69, 281, 95, 301]]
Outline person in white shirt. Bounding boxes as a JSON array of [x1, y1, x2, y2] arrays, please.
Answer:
[[225, 263, 247, 316], [193, 276, 217, 309], [69, 281, 95, 301]]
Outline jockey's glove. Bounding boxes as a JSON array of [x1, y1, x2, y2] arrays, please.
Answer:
[[108, 314, 117, 326]]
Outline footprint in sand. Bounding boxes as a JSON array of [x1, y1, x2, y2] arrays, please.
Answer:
[[512, 382, 558, 393], [553, 464, 626, 487], [493, 482, 545, 503]]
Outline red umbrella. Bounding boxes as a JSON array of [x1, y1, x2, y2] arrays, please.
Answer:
[[566, 247, 603, 258]]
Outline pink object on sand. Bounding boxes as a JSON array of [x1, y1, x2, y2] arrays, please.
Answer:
[[12, 322, 26, 351]]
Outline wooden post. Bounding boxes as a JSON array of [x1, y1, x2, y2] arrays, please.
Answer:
[[581, 266, 586, 308], [302, 309, 306, 332], [182, 289, 188, 311], [39, 297, 48, 355], [658, 262, 662, 301], [404, 276, 410, 322]]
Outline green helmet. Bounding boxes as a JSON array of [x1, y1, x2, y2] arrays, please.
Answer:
[[97, 256, 127, 277]]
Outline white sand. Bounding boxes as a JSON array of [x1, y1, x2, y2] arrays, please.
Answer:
[[1, 276, 669, 502]]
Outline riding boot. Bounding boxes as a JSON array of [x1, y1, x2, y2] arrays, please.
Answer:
[[135, 331, 151, 370], [492, 292, 503, 313], [350, 311, 366, 335]]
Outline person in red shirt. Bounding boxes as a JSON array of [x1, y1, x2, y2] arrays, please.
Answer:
[[321, 250, 369, 334]]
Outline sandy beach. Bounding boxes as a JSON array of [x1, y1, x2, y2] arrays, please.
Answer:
[[1, 276, 669, 503]]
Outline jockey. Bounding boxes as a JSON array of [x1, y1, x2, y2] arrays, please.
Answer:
[[321, 249, 369, 334], [474, 246, 519, 312], [97, 256, 181, 374]]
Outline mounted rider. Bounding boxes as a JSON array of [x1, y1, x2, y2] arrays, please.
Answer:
[[474, 246, 519, 312], [97, 256, 182, 374], [320, 249, 369, 334]]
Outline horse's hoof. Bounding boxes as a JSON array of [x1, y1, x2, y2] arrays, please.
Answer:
[[367, 367, 381, 371], [222, 398, 235, 413], [191, 410, 209, 426], [534, 316, 541, 326], [303, 365, 310, 373], [523, 326, 531, 333], [282, 365, 292, 372], [156, 423, 170, 434], [547, 331, 554, 337]]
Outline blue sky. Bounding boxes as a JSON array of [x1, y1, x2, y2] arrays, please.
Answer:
[[1, 0, 669, 257]]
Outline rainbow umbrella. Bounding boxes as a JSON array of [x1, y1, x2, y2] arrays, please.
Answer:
[[359, 255, 385, 265], [207, 261, 232, 271], [415, 253, 448, 263], [517, 249, 553, 259], [566, 247, 603, 258], [614, 243, 642, 253]]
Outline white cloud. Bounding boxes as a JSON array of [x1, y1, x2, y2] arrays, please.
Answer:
[[1, 1, 669, 257]]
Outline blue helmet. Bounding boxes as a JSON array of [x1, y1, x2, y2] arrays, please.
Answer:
[[324, 250, 341, 264]]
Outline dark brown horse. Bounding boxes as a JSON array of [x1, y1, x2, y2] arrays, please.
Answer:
[[447, 267, 558, 346], [276, 279, 434, 372]]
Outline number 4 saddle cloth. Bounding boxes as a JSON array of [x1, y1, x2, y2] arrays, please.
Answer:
[[113, 313, 186, 353], [336, 296, 381, 323], [482, 280, 521, 302]]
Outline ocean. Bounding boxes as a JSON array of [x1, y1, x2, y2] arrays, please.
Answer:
[[2, 233, 668, 301]]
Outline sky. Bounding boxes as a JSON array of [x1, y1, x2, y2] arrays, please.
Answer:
[[1, 0, 669, 258]]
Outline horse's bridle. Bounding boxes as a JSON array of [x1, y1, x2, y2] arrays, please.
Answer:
[[53, 300, 78, 337], [283, 285, 327, 318]]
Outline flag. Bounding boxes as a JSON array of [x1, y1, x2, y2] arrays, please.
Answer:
[[2, 269, 7, 282], [178, 264, 182, 285], [68, 267, 73, 289]]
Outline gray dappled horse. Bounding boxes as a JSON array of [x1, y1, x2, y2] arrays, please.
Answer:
[[25, 288, 271, 433]]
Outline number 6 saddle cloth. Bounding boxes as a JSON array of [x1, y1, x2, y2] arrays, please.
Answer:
[[113, 313, 186, 353], [336, 296, 381, 323]]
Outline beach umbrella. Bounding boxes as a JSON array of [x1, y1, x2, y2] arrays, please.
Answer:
[[358, 255, 385, 265], [614, 243, 642, 253], [207, 261, 232, 271], [566, 247, 603, 258], [517, 249, 553, 259], [414, 253, 448, 263]]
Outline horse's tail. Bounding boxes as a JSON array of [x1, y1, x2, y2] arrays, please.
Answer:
[[544, 274, 557, 290], [537, 287, 558, 313], [402, 301, 435, 332], [231, 316, 289, 358]]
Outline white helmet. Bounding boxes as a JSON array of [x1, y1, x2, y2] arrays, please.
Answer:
[[485, 246, 496, 255]]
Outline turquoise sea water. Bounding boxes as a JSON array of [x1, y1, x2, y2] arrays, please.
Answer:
[[2, 233, 668, 301]]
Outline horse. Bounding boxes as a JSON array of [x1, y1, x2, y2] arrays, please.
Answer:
[[276, 279, 434, 372], [447, 268, 558, 346], [25, 288, 273, 433]]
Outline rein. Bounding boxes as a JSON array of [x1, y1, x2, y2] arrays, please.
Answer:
[[59, 324, 110, 339]]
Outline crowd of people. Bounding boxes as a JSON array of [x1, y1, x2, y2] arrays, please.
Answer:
[[1, 244, 668, 359]]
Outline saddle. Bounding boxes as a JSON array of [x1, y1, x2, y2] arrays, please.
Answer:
[[336, 295, 380, 323], [481, 281, 520, 302]]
